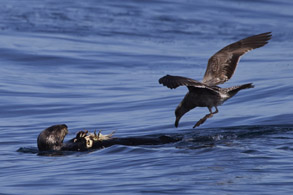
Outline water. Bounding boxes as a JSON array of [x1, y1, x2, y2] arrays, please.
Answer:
[[0, 0, 293, 194]]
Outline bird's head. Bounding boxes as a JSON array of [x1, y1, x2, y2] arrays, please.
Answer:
[[175, 105, 190, 128]]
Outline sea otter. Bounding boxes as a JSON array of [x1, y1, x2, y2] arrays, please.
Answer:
[[37, 124, 182, 152]]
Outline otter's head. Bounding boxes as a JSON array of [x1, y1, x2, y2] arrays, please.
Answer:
[[37, 124, 68, 151]]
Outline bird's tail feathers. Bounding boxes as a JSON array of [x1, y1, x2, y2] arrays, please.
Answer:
[[227, 83, 254, 96]]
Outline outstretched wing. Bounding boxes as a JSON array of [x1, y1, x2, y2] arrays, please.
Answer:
[[159, 74, 220, 97], [202, 32, 272, 86], [159, 74, 207, 89]]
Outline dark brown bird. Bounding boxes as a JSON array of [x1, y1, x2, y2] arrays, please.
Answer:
[[159, 32, 272, 128]]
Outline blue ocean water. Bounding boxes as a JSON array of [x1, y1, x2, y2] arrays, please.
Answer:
[[0, 0, 293, 194]]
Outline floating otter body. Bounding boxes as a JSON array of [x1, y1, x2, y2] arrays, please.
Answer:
[[37, 124, 181, 152]]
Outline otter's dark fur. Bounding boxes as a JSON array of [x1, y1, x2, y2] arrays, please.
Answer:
[[37, 124, 68, 151], [37, 124, 181, 152]]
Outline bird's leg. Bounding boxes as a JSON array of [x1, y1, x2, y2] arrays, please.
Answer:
[[193, 107, 219, 128], [212, 106, 219, 114]]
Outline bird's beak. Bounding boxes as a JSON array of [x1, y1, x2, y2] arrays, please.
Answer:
[[175, 116, 181, 128]]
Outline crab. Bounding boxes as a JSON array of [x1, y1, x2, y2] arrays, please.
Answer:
[[74, 130, 115, 148]]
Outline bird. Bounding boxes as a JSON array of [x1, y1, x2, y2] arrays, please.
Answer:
[[159, 32, 272, 128]]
